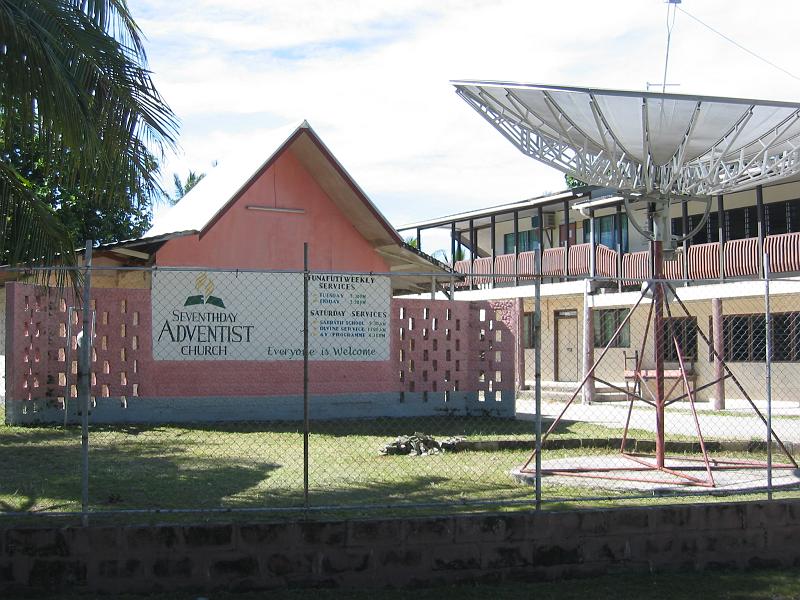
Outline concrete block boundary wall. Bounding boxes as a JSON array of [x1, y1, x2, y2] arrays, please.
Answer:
[[4, 283, 520, 424], [1, 500, 798, 594]]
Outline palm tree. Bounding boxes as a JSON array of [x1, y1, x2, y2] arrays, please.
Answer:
[[171, 170, 206, 204], [0, 0, 178, 272], [404, 236, 419, 249]]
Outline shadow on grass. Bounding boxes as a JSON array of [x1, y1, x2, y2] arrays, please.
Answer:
[[0, 429, 285, 513], [220, 472, 534, 513], [0, 415, 601, 517], [50, 415, 583, 439]]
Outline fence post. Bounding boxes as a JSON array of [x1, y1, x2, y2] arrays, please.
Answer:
[[79, 240, 93, 526], [763, 252, 773, 500], [534, 247, 542, 510], [64, 306, 74, 428], [582, 280, 595, 404], [303, 243, 310, 513], [712, 298, 725, 410]]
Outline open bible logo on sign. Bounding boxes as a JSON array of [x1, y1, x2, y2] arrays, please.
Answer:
[[155, 271, 256, 359], [183, 273, 226, 309]]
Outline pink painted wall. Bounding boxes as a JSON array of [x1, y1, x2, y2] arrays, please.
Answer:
[[6, 283, 519, 404], [155, 150, 389, 273], [394, 299, 518, 395]]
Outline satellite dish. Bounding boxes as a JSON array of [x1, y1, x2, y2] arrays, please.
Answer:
[[453, 81, 800, 251], [453, 81, 800, 486]]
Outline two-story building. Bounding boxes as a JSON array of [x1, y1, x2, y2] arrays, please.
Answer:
[[399, 178, 800, 405]]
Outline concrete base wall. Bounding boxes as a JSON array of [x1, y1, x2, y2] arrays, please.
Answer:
[[4, 391, 515, 424], [1, 501, 799, 594]]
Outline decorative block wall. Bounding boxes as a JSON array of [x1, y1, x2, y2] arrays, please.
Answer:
[[393, 298, 518, 398], [5, 284, 150, 412]]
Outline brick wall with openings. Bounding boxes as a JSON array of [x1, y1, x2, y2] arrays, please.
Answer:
[[5, 283, 149, 410], [394, 298, 517, 397]]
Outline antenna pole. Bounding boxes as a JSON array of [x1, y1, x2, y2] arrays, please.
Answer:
[[652, 240, 666, 469], [661, 0, 680, 93]]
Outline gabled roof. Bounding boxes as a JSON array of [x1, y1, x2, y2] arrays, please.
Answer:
[[148, 122, 303, 237], [141, 121, 452, 290], [148, 121, 403, 246]]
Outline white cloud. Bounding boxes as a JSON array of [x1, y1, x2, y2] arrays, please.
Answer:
[[137, 0, 800, 237]]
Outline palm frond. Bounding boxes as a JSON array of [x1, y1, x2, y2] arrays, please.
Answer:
[[0, 0, 179, 271]]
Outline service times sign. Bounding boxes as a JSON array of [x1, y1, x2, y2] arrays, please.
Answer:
[[152, 271, 390, 361]]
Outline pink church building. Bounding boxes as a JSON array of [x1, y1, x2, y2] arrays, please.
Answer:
[[5, 123, 519, 423]]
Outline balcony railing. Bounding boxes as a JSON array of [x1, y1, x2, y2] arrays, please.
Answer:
[[453, 232, 800, 288]]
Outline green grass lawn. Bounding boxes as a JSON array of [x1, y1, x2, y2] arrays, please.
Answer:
[[1, 403, 797, 519], [8, 568, 800, 600]]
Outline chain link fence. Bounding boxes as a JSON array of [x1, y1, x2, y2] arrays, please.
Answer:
[[1, 258, 799, 521], [519, 266, 800, 504]]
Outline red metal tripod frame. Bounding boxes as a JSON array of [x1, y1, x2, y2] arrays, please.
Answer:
[[652, 241, 667, 468], [521, 239, 798, 487]]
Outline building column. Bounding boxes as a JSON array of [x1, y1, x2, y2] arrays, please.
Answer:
[[469, 218, 475, 290], [681, 199, 689, 284], [450, 222, 457, 267], [712, 297, 725, 410], [718, 194, 725, 281], [490, 214, 497, 289], [582, 280, 595, 404], [616, 203, 623, 291], [537, 206, 545, 277], [589, 209, 596, 277], [756, 185, 765, 277], [563, 198, 570, 278], [513, 209, 520, 286]]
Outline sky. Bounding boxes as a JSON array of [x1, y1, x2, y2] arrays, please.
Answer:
[[132, 0, 800, 254]]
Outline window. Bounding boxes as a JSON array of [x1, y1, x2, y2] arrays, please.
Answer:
[[706, 211, 720, 243], [582, 214, 629, 252], [503, 230, 537, 254], [522, 312, 535, 349], [670, 198, 800, 246], [773, 312, 800, 361], [726, 206, 756, 240], [671, 212, 720, 245], [662, 317, 697, 362], [788, 199, 800, 233], [593, 309, 630, 348], [727, 315, 762, 362], [766, 201, 789, 236], [712, 312, 800, 363]]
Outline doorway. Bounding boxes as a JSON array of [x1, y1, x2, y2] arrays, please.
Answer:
[[554, 310, 579, 381], [559, 222, 577, 247]]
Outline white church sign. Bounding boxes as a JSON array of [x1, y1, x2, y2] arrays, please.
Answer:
[[151, 271, 390, 361]]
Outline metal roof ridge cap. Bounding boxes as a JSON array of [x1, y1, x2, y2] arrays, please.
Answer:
[[299, 126, 404, 246]]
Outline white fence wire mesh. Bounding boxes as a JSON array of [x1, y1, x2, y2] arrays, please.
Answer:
[[1, 261, 798, 520]]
